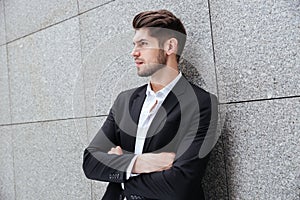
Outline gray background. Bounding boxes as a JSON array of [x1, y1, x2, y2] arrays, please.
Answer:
[[0, 0, 299, 199]]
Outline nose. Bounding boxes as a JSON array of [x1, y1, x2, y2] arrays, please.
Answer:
[[131, 47, 140, 57]]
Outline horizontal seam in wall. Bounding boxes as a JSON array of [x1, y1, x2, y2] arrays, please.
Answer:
[[6, 14, 79, 44], [4, 0, 116, 45], [219, 95, 300, 105], [2, 95, 299, 126], [78, 0, 115, 15], [0, 115, 108, 127]]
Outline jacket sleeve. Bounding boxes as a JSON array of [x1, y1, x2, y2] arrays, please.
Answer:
[[123, 93, 219, 199], [82, 95, 136, 183]]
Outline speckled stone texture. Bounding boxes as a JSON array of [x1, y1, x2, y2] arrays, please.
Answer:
[[77, 0, 114, 13], [223, 97, 300, 199], [0, 0, 6, 45], [79, 0, 217, 116], [210, 0, 300, 103], [4, 0, 78, 42], [86, 117, 109, 199], [202, 104, 229, 199], [0, 126, 15, 200], [1, 0, 298, 199], [202, 136, 228, 200], [12, 119, 91, 200], [8, 17, 85, 123], [0, 46, 10, 125]]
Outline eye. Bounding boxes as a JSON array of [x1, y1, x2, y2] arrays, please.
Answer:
[[141, 41, 148, 46]]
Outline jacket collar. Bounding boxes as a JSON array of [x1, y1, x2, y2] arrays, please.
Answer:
[[142, 76, 189, 152]]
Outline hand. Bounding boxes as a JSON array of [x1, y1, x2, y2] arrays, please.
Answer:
[[132, 152, 175, 174], [107, 146, 123, 155]]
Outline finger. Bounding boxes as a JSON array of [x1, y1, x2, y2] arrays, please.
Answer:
[[115, 146, 123, 154], [166, 152, 176, 161], [108, 147, 116, 154], [169, 152, 176, 158], [108, 150, 113, 154]]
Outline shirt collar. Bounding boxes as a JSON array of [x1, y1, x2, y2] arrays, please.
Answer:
[[146, 72, 182, 100]]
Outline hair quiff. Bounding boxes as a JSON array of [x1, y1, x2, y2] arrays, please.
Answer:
[[132, 10, 187, 63]]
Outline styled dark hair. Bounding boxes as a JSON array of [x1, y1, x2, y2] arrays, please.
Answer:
[[132, 10, 187, 63]]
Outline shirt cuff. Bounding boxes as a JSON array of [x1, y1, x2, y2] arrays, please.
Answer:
[[126, 154, 139, 180]]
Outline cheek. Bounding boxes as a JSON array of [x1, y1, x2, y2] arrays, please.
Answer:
[[148, 49, 160, 59], [142, 49, 159, 61], [140, 48, 160, 63]]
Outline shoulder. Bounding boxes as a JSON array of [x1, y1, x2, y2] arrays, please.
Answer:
[[117, 84, 147, 98], [187, 81, 218, 107], [113, 84, 147, 103]]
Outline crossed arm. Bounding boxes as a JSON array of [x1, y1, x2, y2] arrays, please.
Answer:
[[83, 91, 218, 199], [108, 146, 175, 174]]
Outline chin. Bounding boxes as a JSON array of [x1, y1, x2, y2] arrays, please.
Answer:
[[137, 70, 151, 77]]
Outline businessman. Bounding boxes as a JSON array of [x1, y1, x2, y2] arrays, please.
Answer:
[[83, 9, 218, 200]]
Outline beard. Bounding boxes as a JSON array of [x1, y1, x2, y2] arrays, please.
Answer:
[[137, 49, 167, 77]]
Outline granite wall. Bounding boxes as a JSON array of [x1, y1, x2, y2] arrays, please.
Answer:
[[0, 0, 299, 199]]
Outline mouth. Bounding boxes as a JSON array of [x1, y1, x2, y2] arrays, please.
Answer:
[[135, 60, 144, 67]]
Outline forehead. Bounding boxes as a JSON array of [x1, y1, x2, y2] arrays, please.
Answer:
[[132, 28, 157, 42]]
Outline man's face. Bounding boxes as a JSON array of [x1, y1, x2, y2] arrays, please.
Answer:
[[131, 28, 167, 77]]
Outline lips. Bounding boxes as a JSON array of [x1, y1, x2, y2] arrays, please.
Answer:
[[135, 60, 144, 67]]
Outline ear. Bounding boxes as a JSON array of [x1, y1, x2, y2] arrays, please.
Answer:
[[164, 38, 178, 56]]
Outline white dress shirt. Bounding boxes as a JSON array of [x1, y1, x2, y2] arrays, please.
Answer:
[[125, 72, 182, 179], [122, 72, 182, 199]]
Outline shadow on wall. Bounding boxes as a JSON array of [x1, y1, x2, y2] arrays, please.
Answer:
[[202, 120, 230, 200], [206, 110, 238, 200], [179, 58, 206, 88], [179, 58, 230, 200], [217, 112, 241, 200]]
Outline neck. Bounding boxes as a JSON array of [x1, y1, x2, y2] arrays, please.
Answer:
[[150, 61, 179, 93]]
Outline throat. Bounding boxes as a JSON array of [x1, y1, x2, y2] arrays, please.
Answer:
[[150, 82, 164, 93]]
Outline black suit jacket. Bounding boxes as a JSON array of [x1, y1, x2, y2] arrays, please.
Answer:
[[83, 76, 218, 200]]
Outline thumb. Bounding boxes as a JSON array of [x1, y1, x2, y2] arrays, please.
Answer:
[[116, 146, 122, 150]]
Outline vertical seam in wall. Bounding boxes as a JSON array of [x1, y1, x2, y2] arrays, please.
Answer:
[[77, 8, 89, 145], [2, 0, 12, 126], [76, 0, 80, 15], [3, 1, 17, 199], [76, 3, 93, 199], [207, 0, 230, 199], [207, 0, 220, 99], [76, 2, 116, 195], [77, 17, 88, 131]]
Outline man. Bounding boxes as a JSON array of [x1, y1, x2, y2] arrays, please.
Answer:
[[83, 10, 218, 200]]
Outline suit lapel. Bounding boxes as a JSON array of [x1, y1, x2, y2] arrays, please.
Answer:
[[142, 76, 189, 152], [119, 85, 146, 152], [129, 85, 147, 129]]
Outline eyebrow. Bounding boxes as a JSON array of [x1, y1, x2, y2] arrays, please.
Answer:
[[133, 39, 148, 45]]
